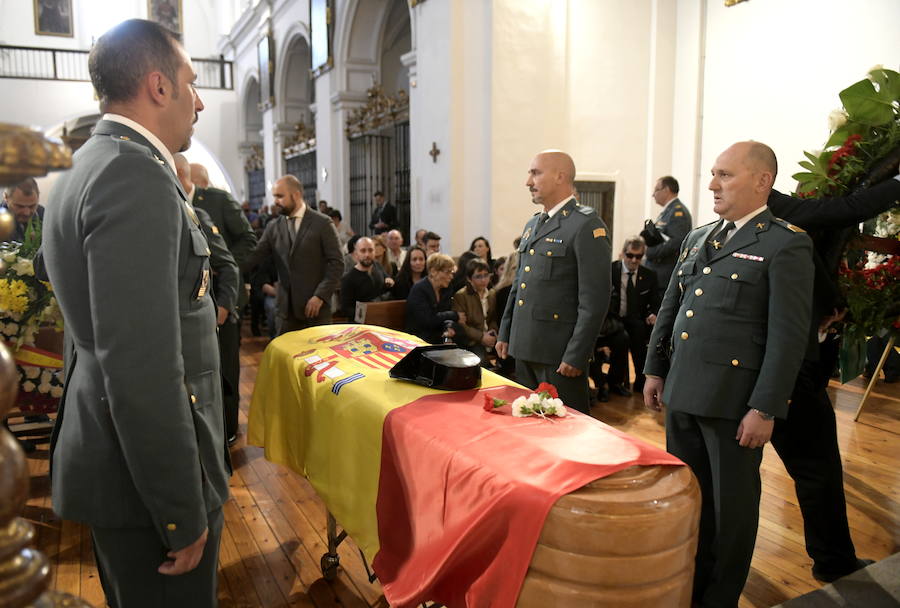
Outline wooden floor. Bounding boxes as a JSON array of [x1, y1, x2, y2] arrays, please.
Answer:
[[22, 327, 900, 608]]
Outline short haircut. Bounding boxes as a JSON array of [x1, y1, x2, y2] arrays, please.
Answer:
[[347, 234, 361, 254], [427, 253, 455, 274], [373, 191, 384, 198], [354, 236, 373, 251], [424, 231, 441, 244], [280, 174, 303, 193], [4, 177, 39, 198], [466, 258, 491, 278], [658, 176, 679, 194], [328, 209, 343, 221], [622, 235, 646, 253], [89, 19, 183, 111], [746, 141, 778, 180]]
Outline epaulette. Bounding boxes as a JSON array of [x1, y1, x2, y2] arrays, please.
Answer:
[[771, 217, 806, 233], [576, 204, 596, 216]]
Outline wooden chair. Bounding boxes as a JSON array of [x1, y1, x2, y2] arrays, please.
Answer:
[[355, 299, 407, 331]]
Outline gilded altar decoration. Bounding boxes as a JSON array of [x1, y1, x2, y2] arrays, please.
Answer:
[[345, 85, 409, 138], [0, 122, 71, 185], [282, 121, 317, 158], [243, 144, 264, 172]]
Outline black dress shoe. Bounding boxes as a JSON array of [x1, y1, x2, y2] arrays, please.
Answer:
[[597, 386, 609, 402], [812, 558, 875, 583], [609, 384, 631, 397]]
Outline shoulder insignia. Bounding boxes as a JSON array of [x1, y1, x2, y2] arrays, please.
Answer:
[[755, 222, 766, 230], [114, 135, 131, 141], [674, 211, 684, 217], [593, 227, 606, 238], [577, 205, 595, 216], [522, 227, 532, 241], [211, 224, 220, 235], [772, 217, 806, 233], [562, 209, 569, 217]]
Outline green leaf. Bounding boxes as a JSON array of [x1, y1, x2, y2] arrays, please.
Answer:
[[798, 160, 816, 171], [840, 79, 894, 126], [868, 68, 900, 102]]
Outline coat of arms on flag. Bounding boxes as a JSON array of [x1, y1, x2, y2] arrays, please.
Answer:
[[330, 330, 418, 369]]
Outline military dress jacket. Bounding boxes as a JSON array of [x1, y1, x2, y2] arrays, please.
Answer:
[[645, 198, 692, 288], [192, 187, 257, 267], [194, 206, 239, 314], [42, 120, 230, 551], [499, 197, 612, 369], [243, 208, 344, 323], [643, 208, 814, 420]]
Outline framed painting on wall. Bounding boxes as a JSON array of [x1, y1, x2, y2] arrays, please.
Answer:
[[148, 0, 183, 34], [34, 0, 73, 37], [310, 0, 334, 77], [258, 34, 275, 111]]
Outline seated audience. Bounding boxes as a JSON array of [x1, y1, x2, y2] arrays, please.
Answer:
[[493, 250, 519, 379], [414, 228, 427, 248], [372, 233, 398, 277], [405, 253, 465, 344], [423, 231, 442, 257], [318, 200, 330, 214], [329, 208, 355, 250], [470, 236, 495, 270], [492, 256, 507, 288], [452, 258, 499, 362], [386, 229, 406, 269], [597, 236, 660, 396], [340, 236, 394, 319], [390, 245, 427, 299]]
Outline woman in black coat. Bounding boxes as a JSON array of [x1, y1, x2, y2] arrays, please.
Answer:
[[404, 253, 466, 344]]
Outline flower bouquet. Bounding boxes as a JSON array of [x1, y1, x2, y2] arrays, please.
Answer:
[[792, 67, 900, 380], [484, 382, 567, 418], [1, 236, 65, 412]]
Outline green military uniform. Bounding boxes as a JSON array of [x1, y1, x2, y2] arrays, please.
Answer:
[[645, 197, 692, 289], [498, 197, 611, 413], [43, 119, 230, 607], [644, 208, 814, 607], [193, 206, 239, 314], [193, 187, 256, 440]]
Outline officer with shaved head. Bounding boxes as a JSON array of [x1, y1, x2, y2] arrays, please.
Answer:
[[497, 150, 612, 414]]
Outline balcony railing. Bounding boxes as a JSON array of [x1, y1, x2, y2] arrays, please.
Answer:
[[0, 44, 233, 90]]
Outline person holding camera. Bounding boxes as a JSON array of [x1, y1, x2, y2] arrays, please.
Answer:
[[641, 175, 692, 289]]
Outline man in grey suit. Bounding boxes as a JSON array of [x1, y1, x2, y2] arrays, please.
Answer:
[[644, 142, 814, 607], [41, 19, 229, 608], [643, 175, 692, 289], [497, 150, 612, 414], [243, 174, 344, 333]]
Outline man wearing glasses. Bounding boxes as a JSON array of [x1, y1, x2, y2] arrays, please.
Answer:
[[605, 236, 660, 395]]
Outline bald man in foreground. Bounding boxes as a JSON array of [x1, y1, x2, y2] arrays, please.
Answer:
[[644, 141, 814, 607], [497, 150, 611, 414]]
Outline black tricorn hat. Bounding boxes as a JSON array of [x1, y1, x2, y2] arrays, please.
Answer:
[[389, 344, 482, 390]]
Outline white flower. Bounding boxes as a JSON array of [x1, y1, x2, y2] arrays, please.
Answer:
[[40, 370, 52, 384], [22, 380, 35, 392], [11, 258, 34, 276], [827, 109, 848, 133], [526, 393, 543, 407], [38, 381, 52, 394], [23, 365, 40, 379], [546, 398, 565, 416], [50, 386, 63, 398], [511, 396, 529, 417]]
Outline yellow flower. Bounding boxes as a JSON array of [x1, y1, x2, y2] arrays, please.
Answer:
[[0, 279, 30, 315]]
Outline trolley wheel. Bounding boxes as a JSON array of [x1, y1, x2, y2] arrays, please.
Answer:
[[321, 552, 340, 581]]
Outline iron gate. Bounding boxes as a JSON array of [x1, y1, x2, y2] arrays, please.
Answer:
[[348, 121, 410, 240], [286, 149, 318, 207]]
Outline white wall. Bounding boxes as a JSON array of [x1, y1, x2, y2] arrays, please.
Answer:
[[695, 0, 900, 225]]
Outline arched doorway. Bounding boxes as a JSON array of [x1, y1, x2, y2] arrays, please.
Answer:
[[242, 77, 265, 210], [343, 0, 412, 239], [279, 34, 317, 206]]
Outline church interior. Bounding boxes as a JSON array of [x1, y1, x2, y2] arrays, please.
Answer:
[[0, 0, 898, 606]]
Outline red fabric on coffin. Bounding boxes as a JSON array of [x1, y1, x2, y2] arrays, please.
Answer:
[[373, 384, 684, 608]]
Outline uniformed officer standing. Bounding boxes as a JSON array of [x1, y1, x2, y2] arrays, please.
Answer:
[[497, 150, 611, 414], [644, 141, 814, 608], [42, 19, 229, 607], [643, 176, 692, 289]]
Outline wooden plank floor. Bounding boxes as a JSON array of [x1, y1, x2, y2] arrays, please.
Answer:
[[22, 327, 900, 607]]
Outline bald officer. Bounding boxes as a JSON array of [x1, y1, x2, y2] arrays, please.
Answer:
[[644, 141, 814, 607], [497, 150, 611, 414]]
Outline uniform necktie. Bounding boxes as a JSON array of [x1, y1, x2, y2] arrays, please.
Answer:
[[707, 221, 736, 257], [538, 212, 550, 227], [625, 271, 638, 318]]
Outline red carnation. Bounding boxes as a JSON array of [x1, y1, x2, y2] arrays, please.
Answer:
[[536, 382, 559, 399], [483, 394, 506, 411]]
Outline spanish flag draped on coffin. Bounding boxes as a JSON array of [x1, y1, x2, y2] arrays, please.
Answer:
[[248, 325, 684, 607]]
